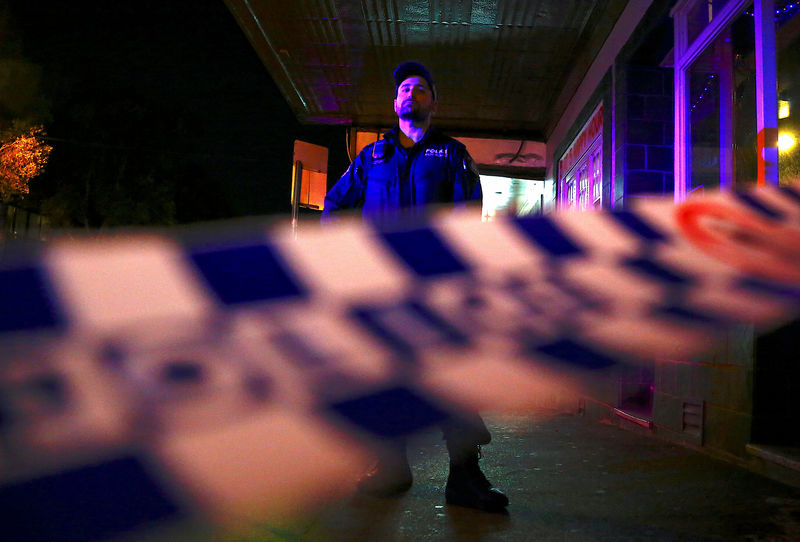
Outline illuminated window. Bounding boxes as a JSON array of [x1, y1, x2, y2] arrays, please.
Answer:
[[558, 104, 603, 210], [291, 140, 328, 210], [592, 148, 602, 207], [354, 130, 383, 156], [674, 0, 800, 194], [777, 3, 800, 186]]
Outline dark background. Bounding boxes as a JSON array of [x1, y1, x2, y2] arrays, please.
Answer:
[[3, 0, 351, 227]]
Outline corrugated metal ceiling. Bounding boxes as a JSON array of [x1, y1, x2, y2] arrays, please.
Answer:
[[225, 0, 629, 139]]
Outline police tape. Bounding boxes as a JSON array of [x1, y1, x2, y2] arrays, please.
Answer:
[[1, 185, 799, 539]]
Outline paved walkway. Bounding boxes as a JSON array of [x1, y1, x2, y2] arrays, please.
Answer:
[[239, 410, 800, 542]]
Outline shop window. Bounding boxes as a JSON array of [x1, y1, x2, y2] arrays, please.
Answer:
[[686, 7, 757, 194], [591, 147, 602, 207], [560, 141, 601, 210], [777, 2, 800, 185], [558, 105, 603, 210], [674, 0, 800, 196], [673, 0, 800, 453], [354, 130, 383, 157], [291, 140, 328, 211]]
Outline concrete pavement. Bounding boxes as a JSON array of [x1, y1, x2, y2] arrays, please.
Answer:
[[239, 409, 800, 542]]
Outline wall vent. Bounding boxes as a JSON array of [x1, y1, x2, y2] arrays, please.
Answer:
[[682, 400, 704, 444]]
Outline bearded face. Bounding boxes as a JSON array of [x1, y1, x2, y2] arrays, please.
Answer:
[[394, 76, 436, 123], [396, 100, 429, 121]]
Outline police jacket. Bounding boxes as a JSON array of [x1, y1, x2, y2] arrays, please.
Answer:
[[322, 126, 482, 220]]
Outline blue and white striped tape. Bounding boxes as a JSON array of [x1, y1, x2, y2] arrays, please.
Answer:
[[1, 186, 800, 539]]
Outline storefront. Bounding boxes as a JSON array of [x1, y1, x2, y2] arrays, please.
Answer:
[[553, 0, 799, 201], [548, 0, 800, 484]]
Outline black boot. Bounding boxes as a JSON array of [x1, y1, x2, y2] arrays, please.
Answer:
[[356, 441, 412, 497], [445, 446, 509, 512]]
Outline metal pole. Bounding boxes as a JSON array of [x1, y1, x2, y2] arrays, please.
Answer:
[[755, 0, 779, 186]]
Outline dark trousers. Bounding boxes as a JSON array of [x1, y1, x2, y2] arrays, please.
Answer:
[[440, 411, 491, 462], [381, 411, 490, 464]]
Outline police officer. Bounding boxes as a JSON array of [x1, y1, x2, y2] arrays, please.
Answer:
[[322, 61, 482, 221], [323, 61, 508, 512]]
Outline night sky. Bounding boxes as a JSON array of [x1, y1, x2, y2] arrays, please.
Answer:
[[5, 0, 349, 225]]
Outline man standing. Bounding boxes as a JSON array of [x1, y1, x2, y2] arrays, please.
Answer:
[[322, 61, 482, 221], [322, 61, 508, 512]]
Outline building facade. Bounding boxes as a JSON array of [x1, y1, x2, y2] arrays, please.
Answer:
[[548, 0, 800, 486]]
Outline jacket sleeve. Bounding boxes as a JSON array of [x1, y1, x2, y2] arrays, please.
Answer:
[[321, 149, 369, 222], [453, 146, 482, 202]]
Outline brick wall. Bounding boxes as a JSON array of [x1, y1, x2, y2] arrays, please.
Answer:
[[653, 326, 756, 456], [621, 65, 675, 198]]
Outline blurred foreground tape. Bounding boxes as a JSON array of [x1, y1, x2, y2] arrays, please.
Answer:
[[1, 186, 800, 540]]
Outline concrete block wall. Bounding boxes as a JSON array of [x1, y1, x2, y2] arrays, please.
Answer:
[[652, 325, 756, 459], [615, 65, 675, 202]]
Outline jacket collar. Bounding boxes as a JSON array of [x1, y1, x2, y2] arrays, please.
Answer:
[[385, 125, 439, 147]]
